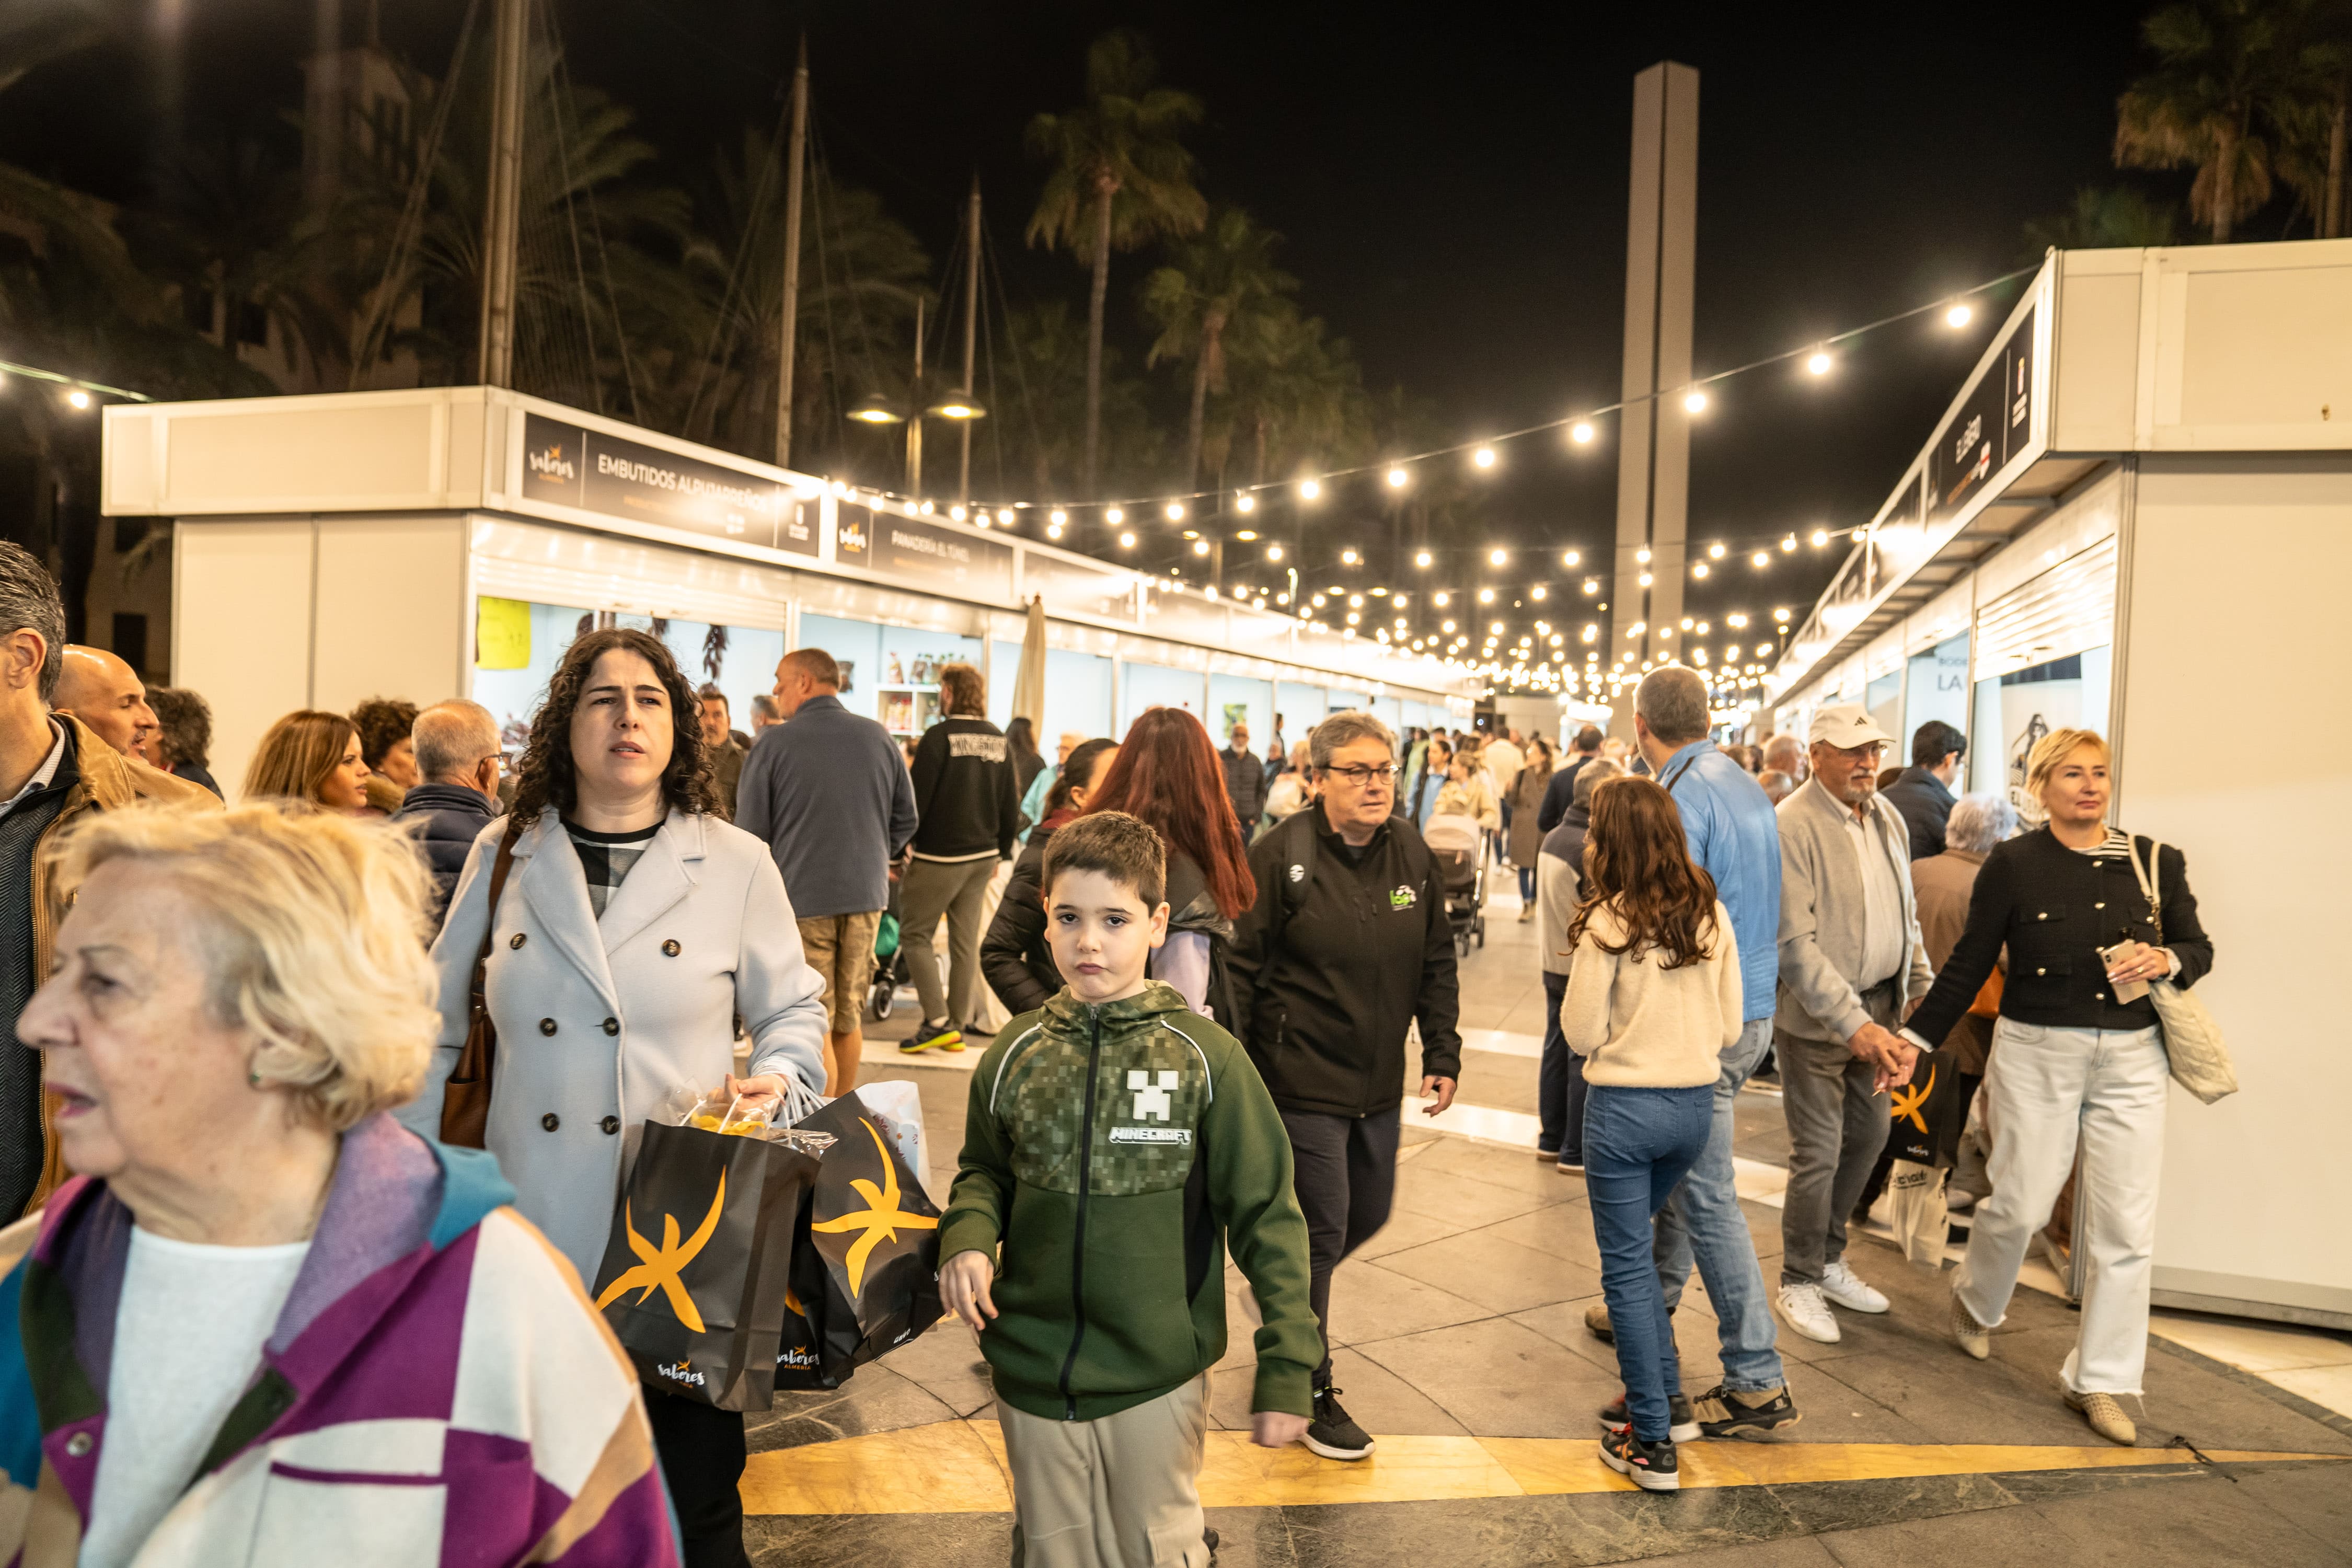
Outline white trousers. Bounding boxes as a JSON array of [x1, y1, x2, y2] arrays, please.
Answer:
[[1956, 1019, 2167, 1394]]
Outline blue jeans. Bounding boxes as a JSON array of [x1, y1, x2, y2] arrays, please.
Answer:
[[1538, 971, 1588, 1160], [1653, 1016, 1786, 1393], [1517, 863, 1537, 903], [1586, 1082, 1714, 1442]]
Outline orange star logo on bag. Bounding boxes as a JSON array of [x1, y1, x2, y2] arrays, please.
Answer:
[[809, 1119, 938, 1298], [1889, 1062, 1939, 1135], [594, 1170, 728, 1332]]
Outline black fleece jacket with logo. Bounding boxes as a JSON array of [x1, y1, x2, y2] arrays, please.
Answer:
[[1226, 803, 1462, 1117]]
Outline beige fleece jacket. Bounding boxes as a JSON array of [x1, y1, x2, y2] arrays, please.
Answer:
[[1557, 899, 1744, 1088]]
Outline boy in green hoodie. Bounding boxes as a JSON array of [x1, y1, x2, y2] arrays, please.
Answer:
[[940, 811, 1320, 1568]]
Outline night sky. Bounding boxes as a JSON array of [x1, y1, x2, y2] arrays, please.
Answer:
[[3, 0, 2166, 645]]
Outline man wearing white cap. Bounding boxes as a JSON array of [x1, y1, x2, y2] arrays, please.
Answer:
[[1770, 702, 1934, 1343]]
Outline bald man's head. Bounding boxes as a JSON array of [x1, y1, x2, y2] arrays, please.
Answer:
[[53, 646, 156, 759]]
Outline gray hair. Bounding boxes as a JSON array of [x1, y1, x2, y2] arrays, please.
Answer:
[[1309, 710, 1394, 769], [1945, 791, 2017, 855], [412, 700, 502, 782], [1635, 665, 1711, 746], [0, 541, 66, 701], [1572, 756, 1624, 808], [1758, 769, 1794, 804], [748, 693, 781, 722]]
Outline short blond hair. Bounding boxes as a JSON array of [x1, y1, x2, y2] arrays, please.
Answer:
[[2025, 727, 2110, 798], [47, 801, 441, 1131]]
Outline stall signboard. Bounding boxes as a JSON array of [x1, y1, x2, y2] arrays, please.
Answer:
[[520, 413, 816, 556], [836, 504, 1016, 602], [1928, 305, 2036, 531]]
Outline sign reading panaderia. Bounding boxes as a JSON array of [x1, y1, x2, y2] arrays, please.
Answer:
[[835, 503, 1015, 601], [520, 413, 816, 556]]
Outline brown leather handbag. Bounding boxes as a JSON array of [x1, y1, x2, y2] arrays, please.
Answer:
[[440, 822, 521, 1148]]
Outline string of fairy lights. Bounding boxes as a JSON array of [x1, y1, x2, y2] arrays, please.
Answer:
[[859, 265, 2035, 702], [10, 262, 2029, 706]]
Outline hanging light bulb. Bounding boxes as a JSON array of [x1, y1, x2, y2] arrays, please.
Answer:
[[1386, 466, 1408, 488], [1636, 547, 1652, 564], [1683, 389, 1709, 413], [949, 505, 967, 522], [1752, 550, 1770, 568], [1570, 421, 1595, 444], [1299, 478, 1321, 500], [1235, 492, 1256, 513], [1166, 502, 1185, 522], [1692, 562, 1709, 579], [1582, 579, 1598, 594], [1478, 587, 1495, 604], [1531, 585, 1547, 600], [1105, 506, 1125, 525], [1708, 541, 1727, 559], [1266, 543, 1284, 561], [1639, 572, 1654, 587], [1489, 547, 1507, 566], [1046, 523, 1065, 540], [1472, 446, 1496, 469], [1414, 549, 1433, 568], [1342, 548, 1360, 565], [1810, 527, 1830, 546], [1435, 591, 1450, 606], [1945, 303, 1973, 328], [1806, 349, 1832, 375], [1193, 539, 1211, 556], [1118, 531, 1137, 548], [1049, 509, 1068, 526]]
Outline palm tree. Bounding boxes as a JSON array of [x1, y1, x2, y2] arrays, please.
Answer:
[[2273, 0, 2352, 237], [1025, 29, 1206, 498], [1142, 207, 1294, 491], [2114, 0, 2289, 241], [2020, 186, 2183, 255], [998, 299, 1160, 503], [1219, 301, 1371, 488]]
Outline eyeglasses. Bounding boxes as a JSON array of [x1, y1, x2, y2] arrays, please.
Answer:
[[1323, 763, 1398, 786]]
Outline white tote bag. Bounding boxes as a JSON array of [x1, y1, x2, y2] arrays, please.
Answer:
[[2124, 838, 2238, 1105]]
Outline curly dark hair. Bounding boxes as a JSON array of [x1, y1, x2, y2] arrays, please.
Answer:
[[350, 696, 420, 769], [510, 628, 718, 829]]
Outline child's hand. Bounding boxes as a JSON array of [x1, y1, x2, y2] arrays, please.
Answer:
[[940, 1250, 998, 1333], [1251, 1411, 1310, 1448]]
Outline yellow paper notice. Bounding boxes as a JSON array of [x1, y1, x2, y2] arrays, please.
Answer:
[[476, 596, 531, 670]]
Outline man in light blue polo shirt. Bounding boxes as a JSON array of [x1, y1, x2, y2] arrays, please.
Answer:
[[1586, 665, 1797, 1440]]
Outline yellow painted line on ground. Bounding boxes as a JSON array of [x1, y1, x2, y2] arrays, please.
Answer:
[[738, 1419, 2345, 1515]]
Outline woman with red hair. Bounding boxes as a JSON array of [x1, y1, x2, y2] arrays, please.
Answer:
[[1086, 708, 1256, 1023]]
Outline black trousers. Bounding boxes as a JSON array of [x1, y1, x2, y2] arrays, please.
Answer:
[[646, 1390, 750, 1568], [1277, 1105, 1402, 1385]]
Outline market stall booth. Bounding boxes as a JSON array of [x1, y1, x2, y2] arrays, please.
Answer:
[[98, 386, 1469, 799], [1766, 237, 2352, 1328]]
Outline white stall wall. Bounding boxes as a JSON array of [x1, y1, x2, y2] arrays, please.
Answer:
[[174, 514, 467, 797], [2123, 455, 2352, 1323]]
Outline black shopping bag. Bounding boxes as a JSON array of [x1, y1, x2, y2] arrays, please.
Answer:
[[1885, 1053, 1967, 1169], [591, 1120, 820, 1411], [773, 1093, 944, 1390]]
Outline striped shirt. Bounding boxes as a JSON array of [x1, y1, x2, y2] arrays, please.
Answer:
[[2074, 826, 2134, 861], [566, 819, 661, 917]]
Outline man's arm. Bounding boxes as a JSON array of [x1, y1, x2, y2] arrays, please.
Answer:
[[733, 733, 776, 843], [887, 736, 920, 859], [996, 749, 1020, 860]]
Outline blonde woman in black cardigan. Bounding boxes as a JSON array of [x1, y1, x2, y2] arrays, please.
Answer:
[[1898, 728, 2212, 1447]]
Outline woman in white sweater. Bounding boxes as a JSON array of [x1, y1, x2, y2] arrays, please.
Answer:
[[1558, 775, 1745, 1493]]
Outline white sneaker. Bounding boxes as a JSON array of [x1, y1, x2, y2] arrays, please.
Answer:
[[1819, 1260, 1890, 1315], [1775, 1282, 1840, 1343]]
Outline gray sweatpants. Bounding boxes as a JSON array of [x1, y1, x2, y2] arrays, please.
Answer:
[[1777, 994, 1897, 1288]]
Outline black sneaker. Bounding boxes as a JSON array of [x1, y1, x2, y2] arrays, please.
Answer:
[[901, 1019, 963, 1054], [1598, 1388, 1698, 1443], [1692, 1382, 1802, 1438], [1203, 1525, 1220, 1563], [1599, 1424, 1679, 1491], [1301, 1385, 1375, 1460]]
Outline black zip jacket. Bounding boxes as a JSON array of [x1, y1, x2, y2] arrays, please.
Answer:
[[984, 834, 1238, 1023], [909, 714, 1020, 860], [1226, 803, 1462, 1116], [982, 818, 1067, 1016], [1906, 825, 2213, 1047]]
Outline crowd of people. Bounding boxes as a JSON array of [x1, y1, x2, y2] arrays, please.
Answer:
[[0, 527, 2215, 1563]]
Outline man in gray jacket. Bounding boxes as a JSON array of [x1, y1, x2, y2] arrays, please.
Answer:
[[1773, 704, 1933, 1345]]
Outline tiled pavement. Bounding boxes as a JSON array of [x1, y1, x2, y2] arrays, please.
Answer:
[[743, 873, 2352, 1566]]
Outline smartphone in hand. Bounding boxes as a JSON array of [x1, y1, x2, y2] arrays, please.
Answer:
[[2099, 942, 2151, 1005]]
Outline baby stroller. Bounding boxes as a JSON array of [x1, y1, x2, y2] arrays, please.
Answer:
[[869, 857, 909, 1021], [1422, 812, 1486, 954]]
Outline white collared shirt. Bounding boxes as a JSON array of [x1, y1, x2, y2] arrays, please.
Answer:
[[1844, 799, 1904, 989], [0, 721, 66, 824]]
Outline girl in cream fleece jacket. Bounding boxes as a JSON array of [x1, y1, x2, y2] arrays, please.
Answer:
[[1558, 898, 1745, 1085], [1557, 774, 1748, 1491]]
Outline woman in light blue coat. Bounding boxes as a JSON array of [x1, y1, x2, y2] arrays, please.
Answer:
[[402, 626, 826, 1568]]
